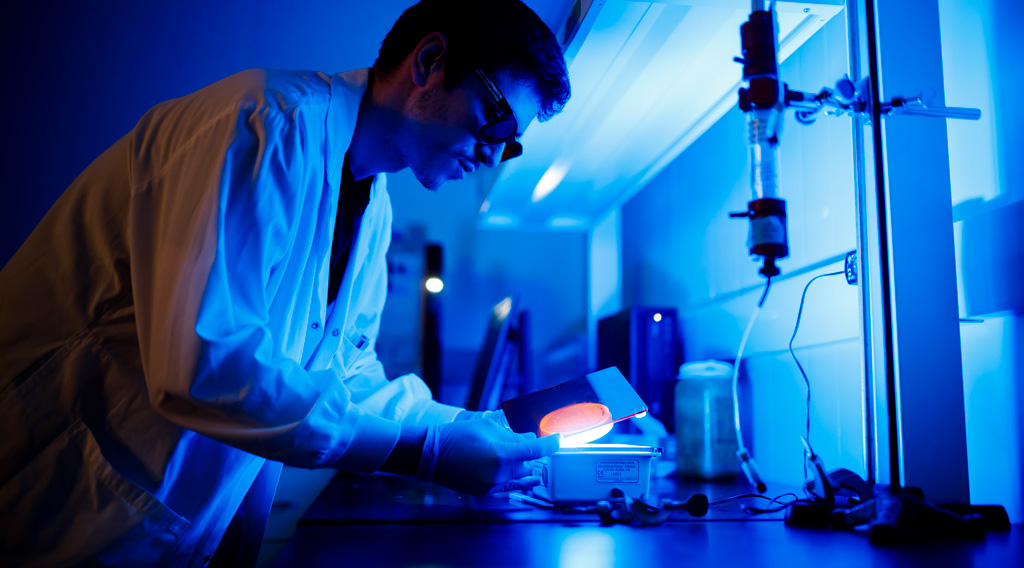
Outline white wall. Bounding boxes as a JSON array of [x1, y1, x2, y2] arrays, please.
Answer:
[[622, 13, 862, 486], [939, 0, 1024, 522], [588, 210, 623, 369]]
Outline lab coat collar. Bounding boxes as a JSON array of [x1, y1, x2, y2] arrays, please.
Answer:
[[326, 68, 371, 193]]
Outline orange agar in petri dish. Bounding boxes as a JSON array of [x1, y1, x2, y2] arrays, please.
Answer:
[[538, 402, 612, 437]]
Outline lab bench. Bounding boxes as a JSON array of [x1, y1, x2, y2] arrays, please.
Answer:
[[267, 471, 1022, 568]]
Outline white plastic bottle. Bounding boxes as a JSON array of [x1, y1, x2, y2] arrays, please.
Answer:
[[675, 361, 740, 479]]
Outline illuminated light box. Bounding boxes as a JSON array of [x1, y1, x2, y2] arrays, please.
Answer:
[[532, 444, 662, 503], [502, 368, 661, 502]]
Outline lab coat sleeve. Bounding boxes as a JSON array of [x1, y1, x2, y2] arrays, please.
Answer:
[[130, 80, 400, 473], [344, 363, 464, 427]]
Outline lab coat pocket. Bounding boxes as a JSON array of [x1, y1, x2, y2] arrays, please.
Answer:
[[0, 420, 189, 566], [338, 328, 370, 373]]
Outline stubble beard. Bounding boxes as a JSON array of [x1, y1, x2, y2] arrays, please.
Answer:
[[407, 85, 457, 191]]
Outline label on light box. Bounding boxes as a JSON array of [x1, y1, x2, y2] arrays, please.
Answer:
[[595, 458, 640, 483]]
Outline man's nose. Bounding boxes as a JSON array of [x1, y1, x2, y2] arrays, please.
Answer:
[[476, 141, 505, 168]]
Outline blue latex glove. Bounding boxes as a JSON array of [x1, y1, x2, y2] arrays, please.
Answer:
[[417, 419, 559, 495], [454, 408, 510, 428]]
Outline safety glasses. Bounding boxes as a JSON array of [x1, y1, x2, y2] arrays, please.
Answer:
[[472, 68, 523, 162]]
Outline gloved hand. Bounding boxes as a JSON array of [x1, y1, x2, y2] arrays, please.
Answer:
[[417, 419, 559, 496], [454, 408, 510, 428]]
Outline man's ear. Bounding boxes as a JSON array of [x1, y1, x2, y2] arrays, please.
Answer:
[[411, 32, 447, 87]]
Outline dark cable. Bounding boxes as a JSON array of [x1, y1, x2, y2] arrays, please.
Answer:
[[789, 270, 845, 479], [709, 493, 778, 507], [757, 275, 772, 308], [706, 492, 811, 517], [730, 492, 802, 514], [759, 492, 800, 512], [745, 496, 808, 515]]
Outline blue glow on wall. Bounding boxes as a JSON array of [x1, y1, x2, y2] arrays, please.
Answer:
[[621, 0, 1022, 521]]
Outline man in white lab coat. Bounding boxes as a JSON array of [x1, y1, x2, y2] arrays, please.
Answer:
[[0, 0, 570, 565]]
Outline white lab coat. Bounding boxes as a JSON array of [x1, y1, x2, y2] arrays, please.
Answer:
[[0, 68, 460, 566]]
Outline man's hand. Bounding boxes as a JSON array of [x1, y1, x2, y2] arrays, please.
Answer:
[[417, 419, 559, 495]]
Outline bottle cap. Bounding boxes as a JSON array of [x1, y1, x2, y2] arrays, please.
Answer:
[[678, 360, 733, 379]]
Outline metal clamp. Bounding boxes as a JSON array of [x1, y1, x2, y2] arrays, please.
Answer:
[[784, 75, 981, 124]]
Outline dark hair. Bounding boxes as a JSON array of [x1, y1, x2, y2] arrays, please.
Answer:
[[374, 0, 570, 121]]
